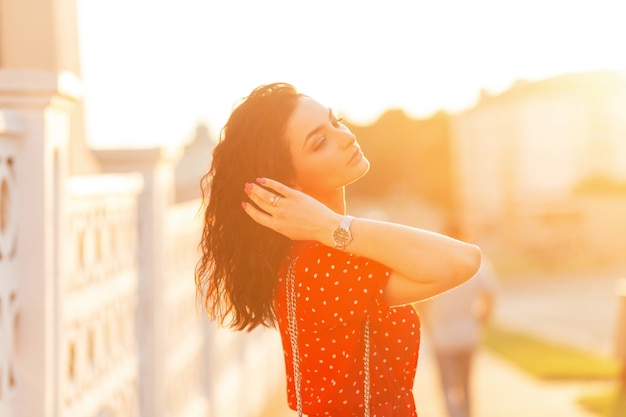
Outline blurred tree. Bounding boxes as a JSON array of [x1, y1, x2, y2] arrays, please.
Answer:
[[345, 109, 454, 211]]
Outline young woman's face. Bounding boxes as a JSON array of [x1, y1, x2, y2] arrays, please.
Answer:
[[285, 97, 370, 196]]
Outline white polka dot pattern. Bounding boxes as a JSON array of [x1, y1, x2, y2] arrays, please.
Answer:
[[275, 241, 421, 417]]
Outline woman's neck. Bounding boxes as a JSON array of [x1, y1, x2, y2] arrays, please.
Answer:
[[313, 187, 347, 215]]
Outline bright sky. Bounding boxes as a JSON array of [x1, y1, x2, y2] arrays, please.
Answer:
[[76, 0, 626, 148]]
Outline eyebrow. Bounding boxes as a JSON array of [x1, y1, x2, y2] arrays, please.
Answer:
[[303, 108, 333, 149]]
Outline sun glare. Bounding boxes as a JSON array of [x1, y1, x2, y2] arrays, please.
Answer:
[[76, 0, 626, 148]]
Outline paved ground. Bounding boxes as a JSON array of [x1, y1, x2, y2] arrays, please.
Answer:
[[493, 268, 624, 357], [414, 266, 626, 417], [260, 266, 626, 417], [413, 343, 608, 417]]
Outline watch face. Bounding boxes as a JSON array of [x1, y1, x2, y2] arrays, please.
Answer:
[[333, 227, 351, 246]]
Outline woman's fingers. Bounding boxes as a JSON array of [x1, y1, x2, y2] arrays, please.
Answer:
[[244, 181, 284, 210], [241, 200, 273, 226], [256, 177, 295, 197], [241, 181, 290, 236], [242, 178, 339, 242]]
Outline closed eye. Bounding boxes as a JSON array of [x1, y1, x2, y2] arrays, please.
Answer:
[[305, 109, 344, 152], [312, 137, 327, 151]]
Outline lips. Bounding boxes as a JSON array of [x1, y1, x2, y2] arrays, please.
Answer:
[[348, 147, 363, 165]]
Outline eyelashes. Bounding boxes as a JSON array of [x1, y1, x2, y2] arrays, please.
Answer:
[[313, 138, 326, 151], [311, 114, 345, 151]]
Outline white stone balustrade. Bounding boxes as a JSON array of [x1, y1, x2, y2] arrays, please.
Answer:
[[0, 68, 80, 417], [162, 199, 209, 417], [0, 68, 286, 417], [61, 174, 144, 417], [0, 108, 20, 417]]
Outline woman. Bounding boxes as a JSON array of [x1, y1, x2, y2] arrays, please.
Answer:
[[196, 82, 481, 416]]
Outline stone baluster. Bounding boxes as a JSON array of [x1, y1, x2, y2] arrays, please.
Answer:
[[0, 69, 80, 417], [94, 146, 182, 417]]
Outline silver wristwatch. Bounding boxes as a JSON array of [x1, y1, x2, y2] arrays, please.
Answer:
[[332, 215, 355, 251]]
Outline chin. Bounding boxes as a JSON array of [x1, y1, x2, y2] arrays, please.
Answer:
[[346, 160, 370, 186], [359, 157, 371, 176]]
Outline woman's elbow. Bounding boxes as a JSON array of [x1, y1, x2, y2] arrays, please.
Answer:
[[458, 243, 482, 282]]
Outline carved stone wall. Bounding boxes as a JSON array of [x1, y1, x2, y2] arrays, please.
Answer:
[[0, 71, 285, 416], [60, 175, 143, 417], [162, 199, 208, 416], [0, 112, 19, 417]]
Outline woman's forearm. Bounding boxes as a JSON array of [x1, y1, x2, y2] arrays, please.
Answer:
[[317, 215, 482, 288], [243, 178, 481, 287]]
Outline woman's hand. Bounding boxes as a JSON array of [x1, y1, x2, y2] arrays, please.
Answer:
[[242, 177, 340, 243], [243, 178, 482, 306]]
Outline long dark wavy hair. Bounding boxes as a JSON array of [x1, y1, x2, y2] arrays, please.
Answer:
[[195, 83, 304, 331]]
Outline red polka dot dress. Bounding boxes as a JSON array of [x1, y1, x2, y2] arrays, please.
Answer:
[[275, 241, 421, 416]]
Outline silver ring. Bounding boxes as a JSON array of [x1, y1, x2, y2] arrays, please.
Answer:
[[270, 195, 281, 206]]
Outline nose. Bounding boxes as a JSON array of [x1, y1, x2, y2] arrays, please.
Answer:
[[338, 129, 356, 149]]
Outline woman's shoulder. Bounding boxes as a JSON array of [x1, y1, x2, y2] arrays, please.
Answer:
[[289, 240, 390, 274], [290, 240, 355, 263], [291, 240, 335, 259]]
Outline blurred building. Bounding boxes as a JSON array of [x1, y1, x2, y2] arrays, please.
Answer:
[[452, 70, 626, 268], [174, 123, 215, 203]]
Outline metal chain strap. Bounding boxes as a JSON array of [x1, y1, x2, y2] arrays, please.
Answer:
[[363, 318, 371, 417], [286, 257, 303, 416], [286, 257, 371, 417]]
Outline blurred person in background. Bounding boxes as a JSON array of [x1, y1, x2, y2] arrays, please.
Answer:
[[417, 225, 498, 417]]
